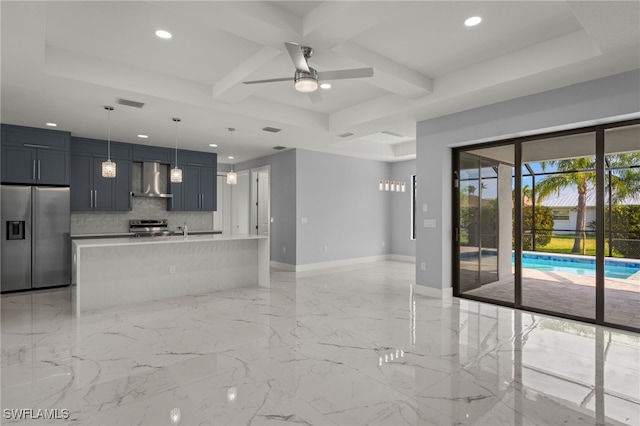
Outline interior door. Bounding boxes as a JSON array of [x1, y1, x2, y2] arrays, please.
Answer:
[[257, 170, 270, 236]]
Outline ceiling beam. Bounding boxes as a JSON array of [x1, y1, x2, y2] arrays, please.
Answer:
[[211, 46, 282, 103], [333, 42, 433, 98], [301, 1, 412, 49]]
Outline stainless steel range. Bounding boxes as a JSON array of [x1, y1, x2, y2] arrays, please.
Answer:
[[129, 219, 174, 237]]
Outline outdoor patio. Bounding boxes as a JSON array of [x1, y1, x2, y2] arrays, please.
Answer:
[[465, 268, 640, 329]]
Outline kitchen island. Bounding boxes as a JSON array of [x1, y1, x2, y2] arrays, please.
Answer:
[[72, 234, 269, 317]]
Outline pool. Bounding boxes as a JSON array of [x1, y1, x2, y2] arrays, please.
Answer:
[[517, 252, 640, 280]]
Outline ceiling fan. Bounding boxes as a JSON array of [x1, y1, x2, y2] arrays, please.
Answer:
[[243, 42, 374, 102]]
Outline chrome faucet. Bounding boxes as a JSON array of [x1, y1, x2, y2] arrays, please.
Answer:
[[177, 223, 188, 238]]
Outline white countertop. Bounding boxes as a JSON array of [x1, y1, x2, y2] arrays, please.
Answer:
[[73, 233, 267, 248], [71, 230, 222, 239]]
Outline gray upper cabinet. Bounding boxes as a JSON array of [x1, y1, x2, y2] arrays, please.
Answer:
[[1, 124, 70, 185], [167, 150, 217, 212], [132, 145, 172, 164], [70, 138, 132, 212]]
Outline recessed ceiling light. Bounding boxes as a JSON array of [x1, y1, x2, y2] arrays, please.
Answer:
[[45, 122, 57, 127], [137, 134, 149, 139], [464, 16, 482, 27], [320, 83, 331, 89], [209, 143, 218, 147], [228, 156, 234, 160], [155, 30, 172, 39]]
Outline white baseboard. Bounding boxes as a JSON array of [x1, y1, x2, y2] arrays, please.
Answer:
[[270, 261, 296, 271], [413, 285, 453, 299], [387, 254, 416, 263], [271, 255, 416, 272], [294, 255, 389, 272]]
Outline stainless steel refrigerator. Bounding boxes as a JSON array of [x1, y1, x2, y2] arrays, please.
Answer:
[[1, 185, 70, 292]]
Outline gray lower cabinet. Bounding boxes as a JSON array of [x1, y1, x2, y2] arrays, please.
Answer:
[[70, 155, 132, 211]]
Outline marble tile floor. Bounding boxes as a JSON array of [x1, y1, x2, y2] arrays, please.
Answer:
[[1, 260, 639, 425]]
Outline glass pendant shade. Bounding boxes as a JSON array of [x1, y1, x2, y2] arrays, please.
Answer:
[[171, 117, 183, 184], [226, 171, 238, 185], [400, 182, 406, 192], [102, 106, 116, 178], [101, 160, 116, 178], [170, 167, 183, 183], [379, 180, 384, 191]]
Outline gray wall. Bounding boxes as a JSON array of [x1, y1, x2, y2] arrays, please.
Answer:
[[235, 149, 297, 265], [295, 149, 391, 265], [390, 159, 416, 257], [415, 69, 640, 296]]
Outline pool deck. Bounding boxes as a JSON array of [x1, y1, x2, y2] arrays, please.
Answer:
[[464, 268, 640, 329]]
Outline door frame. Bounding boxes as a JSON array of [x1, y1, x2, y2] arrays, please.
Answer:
[[452, 118, 640, 333]]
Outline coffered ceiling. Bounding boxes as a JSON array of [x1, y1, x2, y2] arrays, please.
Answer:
[[1, 1, 639, 164]]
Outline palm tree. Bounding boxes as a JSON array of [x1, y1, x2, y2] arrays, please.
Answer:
[[535, 154, 640, 254]]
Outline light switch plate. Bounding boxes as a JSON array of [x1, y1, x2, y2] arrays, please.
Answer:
[[424, 219, 436, 228]]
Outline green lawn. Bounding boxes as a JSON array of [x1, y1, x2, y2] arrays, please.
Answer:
[[540, 234, 597, 255]]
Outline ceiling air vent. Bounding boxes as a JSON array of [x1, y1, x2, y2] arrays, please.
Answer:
[[117, 98, 145, 109], [381, 130, 404, 137], [273, 146, 287, 150], [338, 132, 354, 138], [262, 126, 281, 133]]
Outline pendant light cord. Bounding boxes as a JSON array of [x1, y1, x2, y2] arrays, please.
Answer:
[[105, 106, 113, 161], [172, 118, 181, 168], [229, 127, 235, 172]]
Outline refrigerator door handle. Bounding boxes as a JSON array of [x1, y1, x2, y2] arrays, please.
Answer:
[[37, 160, 41, 180], [94, 190, 98, 208], [90, 190, 94, 209], [32, 160, 36, 180]]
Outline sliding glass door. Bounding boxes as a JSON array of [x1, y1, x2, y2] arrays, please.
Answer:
[[604, 125, 640, 329], [458, 146, 515, 304], [521, 132, 596, 321], [454, 120, 640, 332]]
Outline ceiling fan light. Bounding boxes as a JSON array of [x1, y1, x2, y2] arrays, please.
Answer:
[[294, 77, 318, 93]]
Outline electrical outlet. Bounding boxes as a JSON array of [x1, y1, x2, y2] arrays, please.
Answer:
[[170, 265, 176, 274], [324, 246, 328, 252], [282, 247, 286, 253], [420, 262, 426, 271]]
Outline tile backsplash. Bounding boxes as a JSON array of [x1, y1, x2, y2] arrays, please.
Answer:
[[71, 197, 215, 234]]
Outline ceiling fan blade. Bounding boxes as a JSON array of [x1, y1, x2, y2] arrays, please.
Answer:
[[285, 41, 310, 73], [243, 77, 292, 85], [317, 67, 374, 81], [308, 90, 322, 103]]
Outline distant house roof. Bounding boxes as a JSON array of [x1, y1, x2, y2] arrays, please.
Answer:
[[539, 192, 640, 208]]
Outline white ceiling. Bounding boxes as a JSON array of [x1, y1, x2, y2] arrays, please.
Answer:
[[1, 1, 639, 164]]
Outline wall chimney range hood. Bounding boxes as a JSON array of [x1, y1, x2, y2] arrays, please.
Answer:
[[132, 162, 173, 198]]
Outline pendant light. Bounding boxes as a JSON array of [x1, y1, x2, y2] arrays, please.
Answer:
[[226, 127, 237, 185], [376, 133, 406, 192], [101, 106, 116, 178], [170, 118, 183, 183]]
